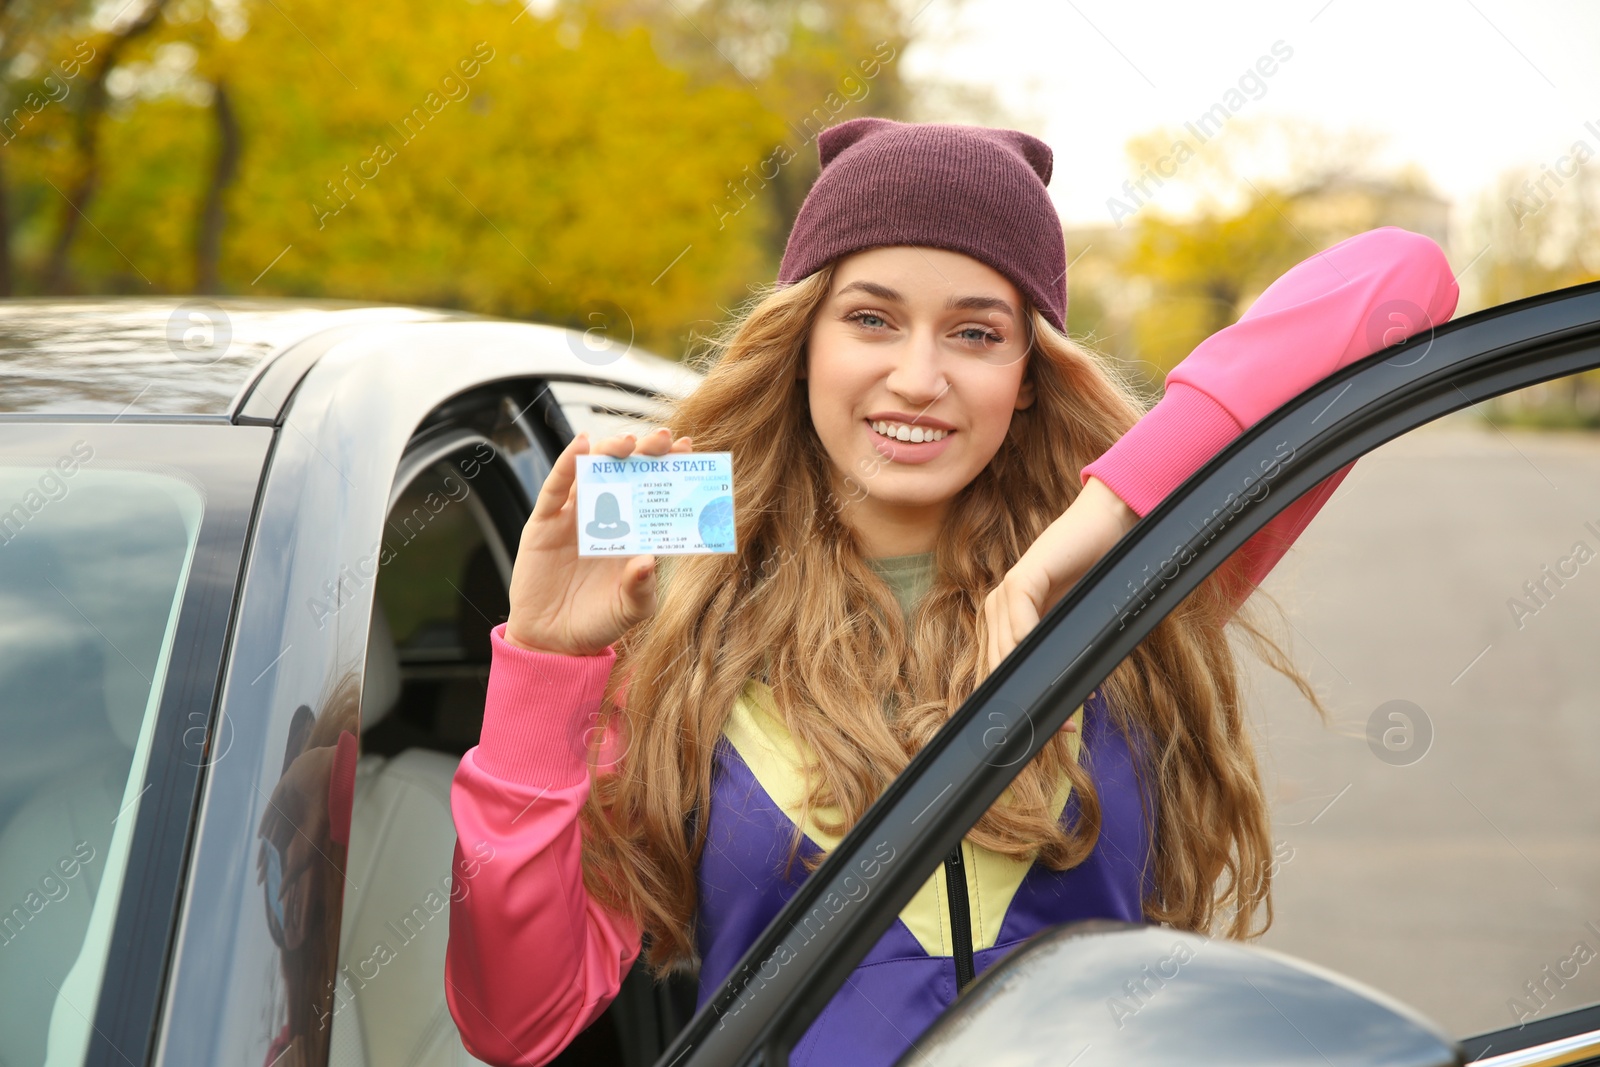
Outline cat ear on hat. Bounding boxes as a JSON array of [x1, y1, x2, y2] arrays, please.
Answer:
[[987, 128, 1054, 187], [817, 116, 902, 168]]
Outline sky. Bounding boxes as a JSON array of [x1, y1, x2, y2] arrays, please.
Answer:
[[900, 0, 1600, 232]]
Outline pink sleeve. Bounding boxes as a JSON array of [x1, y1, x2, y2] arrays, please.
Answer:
[[1082, 226, 1460, 614], [445, 624, 642, 1067]]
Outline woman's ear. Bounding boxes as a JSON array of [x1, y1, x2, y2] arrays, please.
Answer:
[[1015, 372, 1036, 410]]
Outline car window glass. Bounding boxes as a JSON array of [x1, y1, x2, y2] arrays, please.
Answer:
[[373, 454, 510, 749], [490, 393, 552, 506], [1246, 385, 1600, 1038], [547, 380, 669, 439], [0, 465, 204, 1065]]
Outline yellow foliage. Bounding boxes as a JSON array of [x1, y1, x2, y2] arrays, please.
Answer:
[[4, 0, 911, 357]]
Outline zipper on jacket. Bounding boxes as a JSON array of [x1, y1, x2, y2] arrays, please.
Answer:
[[943, 844, 976, 992]]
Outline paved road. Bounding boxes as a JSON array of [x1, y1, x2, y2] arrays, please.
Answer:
[[1242, 410, 1600, 1041]]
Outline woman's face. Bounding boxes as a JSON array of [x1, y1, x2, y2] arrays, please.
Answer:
[[802, 245, 1035, 556]]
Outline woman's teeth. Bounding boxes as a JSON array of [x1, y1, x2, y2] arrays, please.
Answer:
[[871, 420, 949, 443]]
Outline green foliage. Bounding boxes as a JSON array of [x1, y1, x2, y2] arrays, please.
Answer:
[[78, 97, 210, 291], [1121, 195, 1307, 373]]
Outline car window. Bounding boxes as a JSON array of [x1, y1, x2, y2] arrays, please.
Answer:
[[1248, 379, 1600, 1041], [547, 380, 670, 440], [378, 451, 510, 749], [0, 463, 204, 1065], [330, 420, 694, 1067], [488, 391, 555, 509]]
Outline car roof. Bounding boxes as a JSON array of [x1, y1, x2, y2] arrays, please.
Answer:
[[0, 297, 697, 419]]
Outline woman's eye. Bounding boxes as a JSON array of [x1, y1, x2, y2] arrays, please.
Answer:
[[958, 326, 1005, 345], [847, 311, 888, 329]]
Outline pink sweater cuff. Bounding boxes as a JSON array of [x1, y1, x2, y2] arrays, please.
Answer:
[[1079, 381, 1244, 516], [474, 623, 618, 787]]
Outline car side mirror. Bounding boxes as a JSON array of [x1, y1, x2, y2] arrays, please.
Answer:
[[895, 920, 1463, 1067]]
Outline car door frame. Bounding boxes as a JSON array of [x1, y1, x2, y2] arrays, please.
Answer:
[[355, 379, 701, 1067], [661, 278, 1600, 1067]]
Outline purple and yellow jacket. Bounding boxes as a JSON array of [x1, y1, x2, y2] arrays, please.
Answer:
[[444, 227, 1460, 1066]]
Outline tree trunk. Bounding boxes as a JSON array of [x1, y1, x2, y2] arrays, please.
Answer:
[[0, 0, 22, 296], [42, 0, 167, 294], [0, 150, 13, 297], [194, 80, 239, 293]]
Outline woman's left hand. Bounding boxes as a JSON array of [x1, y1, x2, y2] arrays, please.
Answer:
[[982, 475, 1139, 679]]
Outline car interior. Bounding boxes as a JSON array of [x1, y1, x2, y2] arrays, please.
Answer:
[[328, 385, 695, 1067]]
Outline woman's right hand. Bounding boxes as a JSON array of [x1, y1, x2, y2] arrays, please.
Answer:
[[504, 427, 693, 656]]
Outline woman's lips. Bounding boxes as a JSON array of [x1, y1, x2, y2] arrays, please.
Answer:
[[866, 419, 955, 464]]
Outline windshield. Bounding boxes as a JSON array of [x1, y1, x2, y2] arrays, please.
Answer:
[[0, 454, 204, 1066]]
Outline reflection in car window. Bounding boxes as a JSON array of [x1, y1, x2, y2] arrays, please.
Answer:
[[1247, 394, 1600, 1037], [0, 462, 203, 1065]]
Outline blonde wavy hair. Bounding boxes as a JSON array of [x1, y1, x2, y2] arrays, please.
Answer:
[[579, 261, 1328, 972]]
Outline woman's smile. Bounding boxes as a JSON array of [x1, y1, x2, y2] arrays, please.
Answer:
[[865, 417, 956, 463]]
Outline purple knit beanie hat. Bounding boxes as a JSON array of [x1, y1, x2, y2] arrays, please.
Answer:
[[776, 117, 1068, 331]]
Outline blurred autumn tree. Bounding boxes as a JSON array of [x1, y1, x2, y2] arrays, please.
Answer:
[[1076, 115, 1453, 384], [568, 0, 911, 265], [1467, 158, 1600, 308], [1071, 112, 1597, 427], [0, 0, 917, 354], [1465, 160, 1600, 427]]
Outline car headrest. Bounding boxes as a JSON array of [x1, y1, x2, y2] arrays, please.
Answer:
[[361, 596, 401, 732]]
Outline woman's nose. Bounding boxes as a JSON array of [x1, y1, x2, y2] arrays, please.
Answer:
[[885, 330, 948, 402]]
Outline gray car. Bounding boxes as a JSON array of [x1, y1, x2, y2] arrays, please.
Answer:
[[1, 284, 1598, 1067]]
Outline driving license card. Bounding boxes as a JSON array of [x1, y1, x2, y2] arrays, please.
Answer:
[[575, 452, 736, 557]]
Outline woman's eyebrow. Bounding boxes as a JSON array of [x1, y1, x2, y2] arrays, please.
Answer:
[[836, 280, 903, 302], [836, 280, 1016, 319], [945, 294, 1016, 318]]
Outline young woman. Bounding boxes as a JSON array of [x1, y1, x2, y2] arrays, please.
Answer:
[[444, 117, 1459, 1066]]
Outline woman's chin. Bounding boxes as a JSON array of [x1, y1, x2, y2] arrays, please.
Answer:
[[854, 472, 966, 511]]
